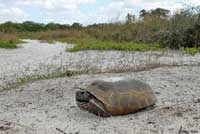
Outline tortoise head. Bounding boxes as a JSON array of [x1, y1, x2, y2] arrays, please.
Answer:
[[76, 90, 91, 103], [76, 89, 111, 117]]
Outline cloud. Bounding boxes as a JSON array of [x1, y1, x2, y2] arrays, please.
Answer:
[[15, 0, 96, 10], [0, 0, 197, 25], [40, 9, 90, 24], [187, 0, 200, 6], [88, 0, 183, 23], [0, 0, 97, 24], [90, 1, 132, 23], [89, 0, 185, 24], [0, 8, 27, 23], [109, 0, 184, 11]]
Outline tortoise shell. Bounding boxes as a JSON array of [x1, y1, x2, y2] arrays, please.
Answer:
[[85, 78, 157, 116]]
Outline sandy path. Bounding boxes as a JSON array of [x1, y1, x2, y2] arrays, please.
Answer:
[[0, 66, 200, 134]]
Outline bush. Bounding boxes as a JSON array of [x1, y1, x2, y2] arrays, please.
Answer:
[[159, 31, 183, 49], [159, 20, 199, 49], [184, 21, 200, 48], [159, 7, 199, 49]]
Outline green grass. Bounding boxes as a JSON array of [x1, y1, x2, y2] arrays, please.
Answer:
[[0, 70, 85, 91], [180, 47, 200, 56], [0, 40, 21, 49], [16, 70, 79, 85], [51, 38, 165, 52], [70, 39, 165, 52]]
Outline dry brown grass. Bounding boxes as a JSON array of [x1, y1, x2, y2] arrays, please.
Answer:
[[36, 30, 89, 41], [0, 32, 18, 41]]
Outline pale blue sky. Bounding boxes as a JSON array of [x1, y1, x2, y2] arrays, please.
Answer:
[[0, 0, 199, 25]]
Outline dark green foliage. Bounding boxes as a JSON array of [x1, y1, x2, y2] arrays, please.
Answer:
[[158, 6, 200, 53], [45, 23, 70, 30], [0, 21, 21, 33], [0, 21, 69, 32], [21, 21, 45, 32], [71, 22, 82, 29], [159, 27, 199, 49], [159, 7, 200, 49], [159, 31, 183, 49], [183, 24, 200, 48]]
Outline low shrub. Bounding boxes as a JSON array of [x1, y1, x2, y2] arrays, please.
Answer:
[[159, 31, 183, 49]]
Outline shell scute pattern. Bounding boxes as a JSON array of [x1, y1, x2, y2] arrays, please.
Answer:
[[86, 78, 157, 115]]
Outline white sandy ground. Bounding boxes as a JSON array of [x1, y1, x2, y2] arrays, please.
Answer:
[[0, 40, 200, 134], [0, 66, 200, 134], [0, 40, 200, 90]]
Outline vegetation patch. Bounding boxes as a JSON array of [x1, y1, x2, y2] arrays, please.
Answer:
[[0, 40, 18, 49], [65, 38, 165, 52], [16, 70, 80, 85], [180, 47, 200, 56], [0, 70, 79, 91]]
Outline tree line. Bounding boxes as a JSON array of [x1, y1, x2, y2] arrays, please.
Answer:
[[0, 21, 83, 32]]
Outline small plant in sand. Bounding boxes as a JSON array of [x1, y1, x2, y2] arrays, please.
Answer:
[[180, 47, 199, 56]]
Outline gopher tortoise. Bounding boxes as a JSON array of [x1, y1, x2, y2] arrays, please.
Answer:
[[76, 78, 157, 117]]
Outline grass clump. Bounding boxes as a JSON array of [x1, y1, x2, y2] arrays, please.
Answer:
[[180, 47, 199, 56], [16, 70, 79, 85], [186, 48, 199, 56], [0, 40, 18, 49]]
